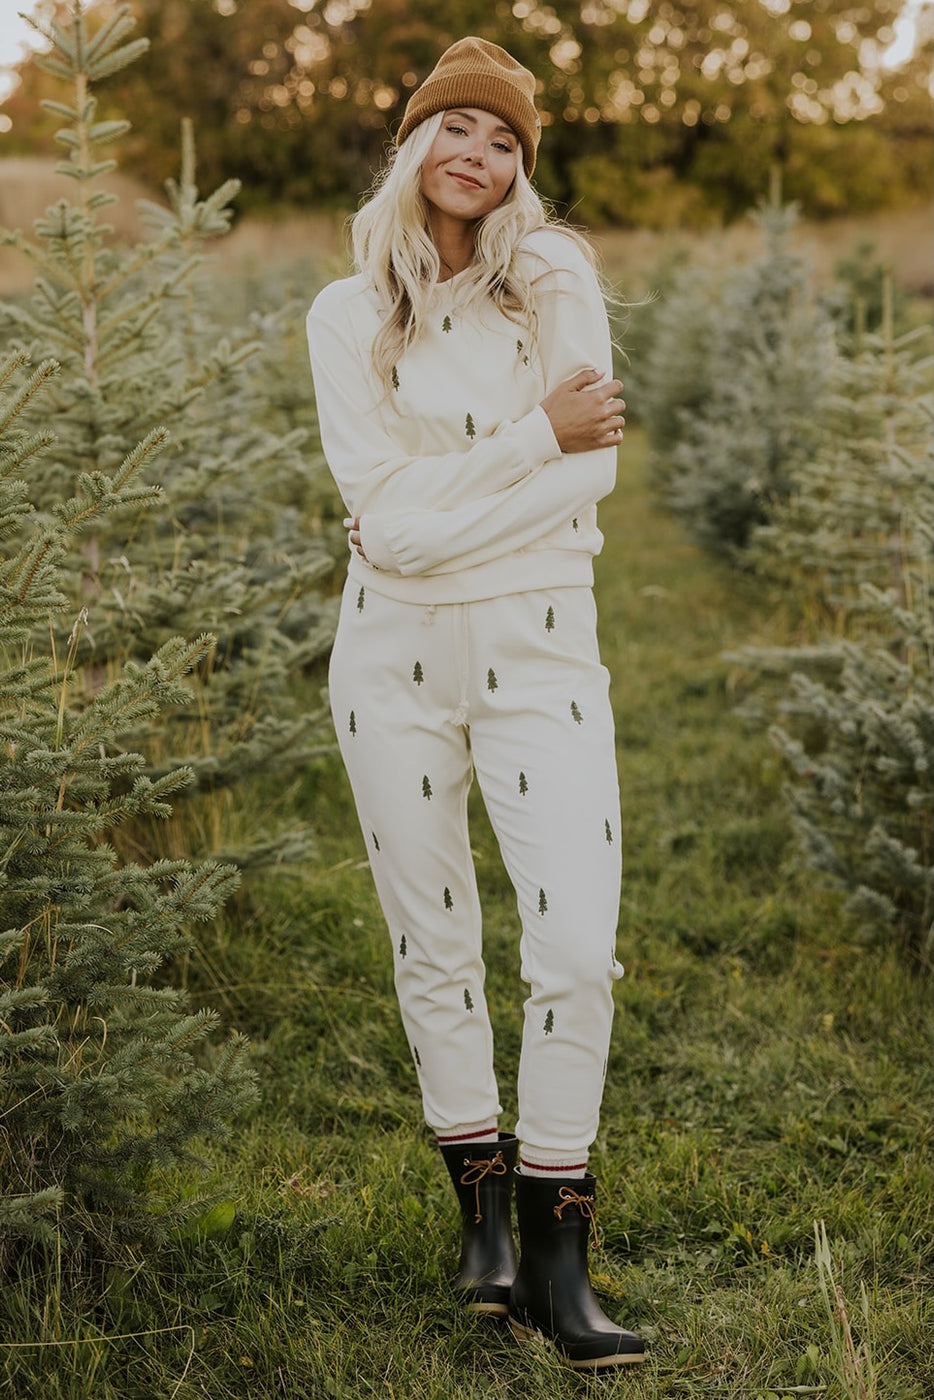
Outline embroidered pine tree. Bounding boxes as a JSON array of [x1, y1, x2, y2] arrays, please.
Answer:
[[444, 886, 454, 910], [487, 668, 498, 692], [464, 989, 474, 1012], [605, 818, 613, 844], [571, 700, 583, 724], [519, 770, 529, 796], [544, 1009, 555, 1035], [413, 1045, 421, 1067], [572, 518, 579, 531], [357, 586, 366, 612], [372, 831, 380, 851], [399, 934, 407, 958], [413, 660, 424, 685], [349, 710, 356, 735], [545, 605, 555, 631], [465, 412, 476, 439], [442, 314, 452, 333], [517, 339, 529, 365], [391, 365, 400, 389], [422, 774, 432, 800], [539, 888, 548, 915]]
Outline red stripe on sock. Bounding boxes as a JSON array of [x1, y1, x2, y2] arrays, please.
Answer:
[[436, 1126, 499, 1144], [520, 1157, 588, 1173]]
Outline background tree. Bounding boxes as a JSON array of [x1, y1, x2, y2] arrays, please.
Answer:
[[733, 298, 933, 962], [629, 196, 835, 553], [1, 2, 337, 872], [2, 0, 931, 223], [0, 348, 257, 1261]]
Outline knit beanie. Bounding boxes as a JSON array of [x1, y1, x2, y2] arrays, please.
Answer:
[[396, 37, 541, 177]]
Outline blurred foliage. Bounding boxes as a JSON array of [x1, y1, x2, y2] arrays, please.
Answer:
[[2, 0, 932, 224]]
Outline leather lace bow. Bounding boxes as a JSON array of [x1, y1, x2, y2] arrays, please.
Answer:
[[459, 1149, 507, 1223], [553, 1185, 600, 1248]]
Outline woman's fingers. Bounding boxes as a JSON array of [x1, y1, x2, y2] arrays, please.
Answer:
[[541, 373, 627, 453], [343, 516, 367, 558]]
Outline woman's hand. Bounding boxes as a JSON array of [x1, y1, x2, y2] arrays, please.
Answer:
[[344, 516, 368, 560], [541, 368, 625, 454]]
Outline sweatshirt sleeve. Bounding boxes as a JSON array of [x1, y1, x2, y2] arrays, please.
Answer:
[[306, 287, 561, 517], [358, 233, 617, 577]]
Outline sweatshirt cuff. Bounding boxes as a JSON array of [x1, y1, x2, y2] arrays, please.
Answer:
[[517, 404, 562, 466], [357, 514, 399, 574]]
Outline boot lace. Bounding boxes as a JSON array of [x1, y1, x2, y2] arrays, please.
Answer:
[[459, 1150, 507, 1223], [553, 1185, 600, 1247]]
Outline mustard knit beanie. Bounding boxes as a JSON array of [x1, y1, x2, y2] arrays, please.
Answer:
[[395, 37, 541, 177]]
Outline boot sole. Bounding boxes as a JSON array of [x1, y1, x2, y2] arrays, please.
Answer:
[[509, 1318, 645, 1367], [465, 1299, 510, 1317]]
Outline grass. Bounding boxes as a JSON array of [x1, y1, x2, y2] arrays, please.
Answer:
[[1, 429, 930, 1398]]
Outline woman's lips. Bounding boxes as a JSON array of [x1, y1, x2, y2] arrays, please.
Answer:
[[449, 171, 483, 189]]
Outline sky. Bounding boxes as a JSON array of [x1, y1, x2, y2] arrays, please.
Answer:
[[0, 0, 930, 118]]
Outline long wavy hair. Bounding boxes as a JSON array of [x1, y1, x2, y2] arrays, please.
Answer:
[[351, 111, 597, 395]]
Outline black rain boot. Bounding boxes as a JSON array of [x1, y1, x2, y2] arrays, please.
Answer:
[[509, 1172, 645, 1369], [438, 1133, 519, 1316]]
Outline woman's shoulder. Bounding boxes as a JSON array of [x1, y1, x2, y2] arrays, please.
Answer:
[[517, 225, 595, 279], [307, 272, 370, 322]]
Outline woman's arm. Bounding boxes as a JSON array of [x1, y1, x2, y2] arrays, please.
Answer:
[[357, 232, 621, 576], [306, 286, 561, 516]]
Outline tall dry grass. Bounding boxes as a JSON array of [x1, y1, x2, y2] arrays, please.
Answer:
[[1, 156, 931, 297]]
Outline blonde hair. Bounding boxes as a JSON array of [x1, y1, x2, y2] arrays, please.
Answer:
[[350, 112, 597, 394]]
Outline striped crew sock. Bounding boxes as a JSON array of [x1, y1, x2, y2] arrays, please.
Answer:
[[435, 1120, 500, 1148], [519, 1153, 588, 1180]]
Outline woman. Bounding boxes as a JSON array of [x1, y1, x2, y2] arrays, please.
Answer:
[[306, 37, 643, 1370]]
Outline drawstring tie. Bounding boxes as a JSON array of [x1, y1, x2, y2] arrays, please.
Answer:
[[459, 1150, 507, 1223], [553, 1185, 600, 1248]]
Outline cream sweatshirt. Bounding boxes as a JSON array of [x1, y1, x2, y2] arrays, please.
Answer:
[[305, 227, 617, 604]]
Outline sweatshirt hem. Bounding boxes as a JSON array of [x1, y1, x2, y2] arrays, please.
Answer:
[[346, 549, 595, 604]]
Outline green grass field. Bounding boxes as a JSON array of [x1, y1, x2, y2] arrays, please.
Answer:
[[2, 429, 929, 1399]]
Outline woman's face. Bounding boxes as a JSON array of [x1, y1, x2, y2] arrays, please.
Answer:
[[420, 108, 519, 223]]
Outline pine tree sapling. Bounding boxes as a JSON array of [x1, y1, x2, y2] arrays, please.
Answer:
[[636, 198, 834, 554], [732, 305, 933, 961], [0, 2, 336, 873], [1, 353, 257, 1263]]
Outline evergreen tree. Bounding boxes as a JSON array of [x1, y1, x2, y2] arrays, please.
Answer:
[[733, 301, 933, 961], [0, 350, 256, 1263], [0, 3, 336, 873], [634, 198, 834, 554]]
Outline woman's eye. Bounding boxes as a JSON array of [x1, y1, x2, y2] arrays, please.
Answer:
[[446, 124, 467, 135]]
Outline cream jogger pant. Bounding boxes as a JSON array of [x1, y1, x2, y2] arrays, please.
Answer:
[[327, 578, 625, 1160]]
